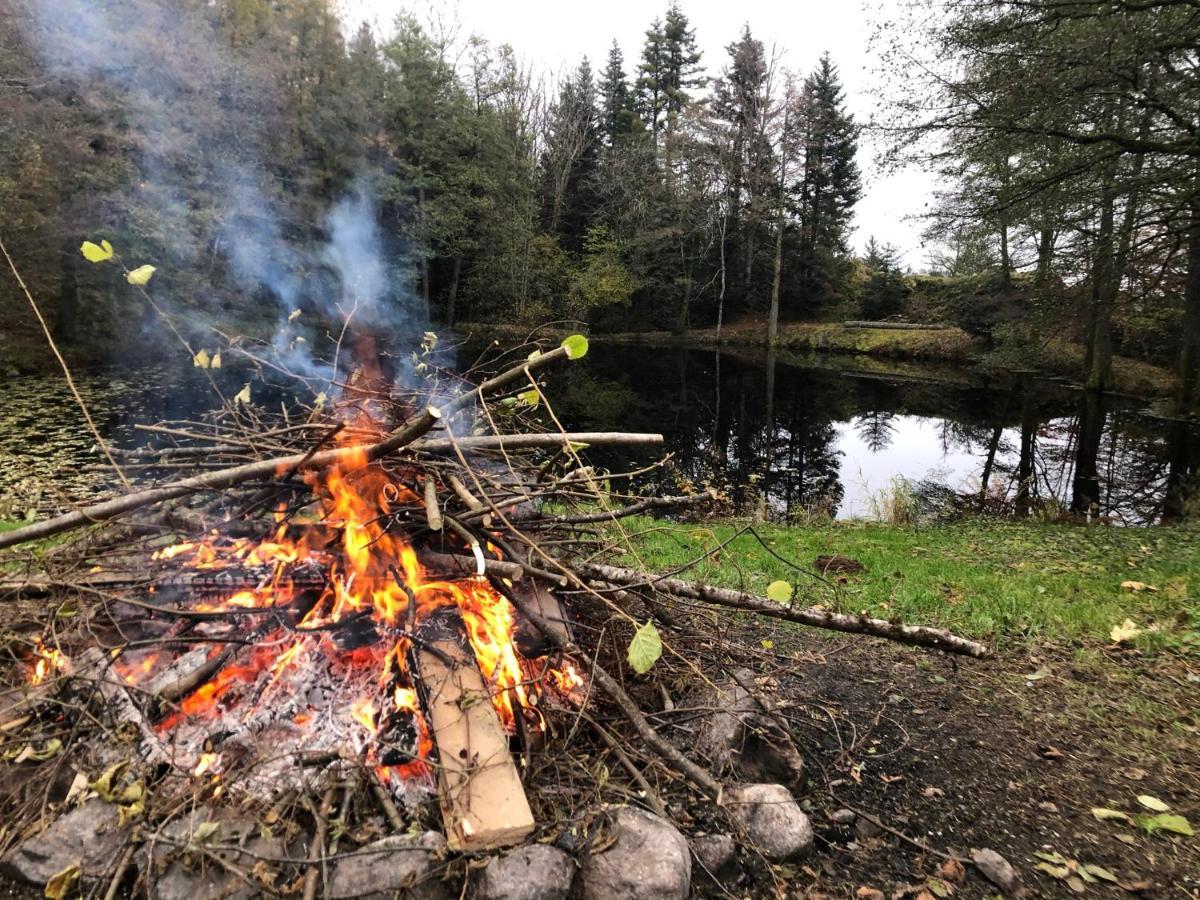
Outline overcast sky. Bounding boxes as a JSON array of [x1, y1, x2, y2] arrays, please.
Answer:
[[339, 0, 937, 267]]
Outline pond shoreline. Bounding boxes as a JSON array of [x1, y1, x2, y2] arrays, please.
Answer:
[[457, 319, 1179, 400]]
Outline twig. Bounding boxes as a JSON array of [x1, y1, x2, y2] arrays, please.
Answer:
[[0, 347, 583, 550], [302, 786, 337, 900]]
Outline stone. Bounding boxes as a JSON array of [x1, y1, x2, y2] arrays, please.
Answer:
[[476, 844, 574, 900], [0, 800, 126, 885], [972, 848, 1021, 896], [144, 810, 288, 900], [695, 670, 805, 790], [854, 816, 882, 840], [723, 784, 814, 862], [579, 807, 691, 900], [327, 832, 449, 900], [829, 808, 857, 826], [690, 833, 738, 885]]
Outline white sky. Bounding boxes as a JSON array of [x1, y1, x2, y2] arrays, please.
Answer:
[[339, 0, 938, 267]]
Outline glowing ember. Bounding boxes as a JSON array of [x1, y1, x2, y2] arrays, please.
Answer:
[[193, 752, 221, 777], [29, 640, 68, 685]]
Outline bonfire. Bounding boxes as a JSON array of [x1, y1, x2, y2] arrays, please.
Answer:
[[0, 329, 985, 898]]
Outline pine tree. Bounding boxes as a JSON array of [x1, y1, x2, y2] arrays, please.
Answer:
[[599, 41, 638, 146], [635, 4, 702, 145], [710, 26, 775, 307], [541, 58, 601, 250], [795, 53, 862, 306]]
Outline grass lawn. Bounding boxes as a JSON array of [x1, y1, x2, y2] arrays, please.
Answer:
[[609, 517, 1200, 651]]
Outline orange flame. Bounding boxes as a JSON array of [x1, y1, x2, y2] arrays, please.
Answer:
[[140, 407, 579, 785], [29, 640, 68, 685]]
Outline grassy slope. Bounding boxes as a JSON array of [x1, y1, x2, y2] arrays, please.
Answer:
[[612, 517, 1200, 649]]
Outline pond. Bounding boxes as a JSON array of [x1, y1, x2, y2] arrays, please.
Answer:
[[1, 341, 1197, 525]]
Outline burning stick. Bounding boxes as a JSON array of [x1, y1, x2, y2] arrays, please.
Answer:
[[0, 345, 613, 551], [414, 616, 535, 851]]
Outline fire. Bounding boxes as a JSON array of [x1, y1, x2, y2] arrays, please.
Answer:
[[29, 640, 68, 685], [193, 752, 220, 777], [136, 407, 578, 788], [350, 697, 377, 732], [549, 659, 586, 693]]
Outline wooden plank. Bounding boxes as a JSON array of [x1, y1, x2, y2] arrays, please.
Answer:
[[416, 639, 535, 851]]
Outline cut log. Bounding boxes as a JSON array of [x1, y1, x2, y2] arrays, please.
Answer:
[[415, 638, 534, 851]]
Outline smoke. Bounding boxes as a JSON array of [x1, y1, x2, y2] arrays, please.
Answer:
[[19, 0, 425, 388]]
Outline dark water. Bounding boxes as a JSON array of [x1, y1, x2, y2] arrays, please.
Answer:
[[538, 344, 1200, 524], [1, 343, 1197, 524]]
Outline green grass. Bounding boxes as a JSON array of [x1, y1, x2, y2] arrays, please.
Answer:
[[611, 518, 1200, 648]]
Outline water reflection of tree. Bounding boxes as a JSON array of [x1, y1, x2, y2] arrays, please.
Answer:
[[854, 411, 897, 452], [542, 343, 1196, 524]]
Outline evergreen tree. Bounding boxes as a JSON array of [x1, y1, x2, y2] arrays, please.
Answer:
[[795, 53, 862, 306], [635, 4, 702, 145], [858, 236, 910, 319], [541, 58, 601, 250], [598, 41, 638, 146], [710, 26, 775, 309]]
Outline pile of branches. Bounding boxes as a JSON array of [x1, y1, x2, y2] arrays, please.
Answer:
[[0, 334, 987, 897]]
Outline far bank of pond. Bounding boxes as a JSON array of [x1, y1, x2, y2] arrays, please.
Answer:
[[462, 319, 1179, 400]]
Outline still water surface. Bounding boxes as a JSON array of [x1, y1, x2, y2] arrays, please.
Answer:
[[1, 342, 1196, 524]]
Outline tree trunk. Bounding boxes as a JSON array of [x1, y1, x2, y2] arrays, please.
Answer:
[[445, 254, 463, 326], [979, 423, 1003, 497], [1035, 221, 1054, 284], [53, 232, 80, 344], [1178, 187, 1200, 413], [1071, 390, 1105, 516], [1161, 420, 1197, 522], [1085, 189, 1117, 393], [1015, 388, 1037, 517], [742, 229, 755, 301], [999, 223, 1011, 285], [767, 115, 789, 346], [757, 344, 777, 522], [417, 186, 432, 322], [716, 211, 727, 339]]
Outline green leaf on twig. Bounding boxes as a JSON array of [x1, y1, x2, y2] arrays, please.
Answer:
[[561, 334, 589, 360]]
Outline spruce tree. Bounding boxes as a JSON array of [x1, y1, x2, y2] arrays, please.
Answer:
[[541, 58, 601, 250], [711, 25, 775, 307], [635, 4, 702, 144], [795, 53, 862, 306], [599, 41, 638, 146]]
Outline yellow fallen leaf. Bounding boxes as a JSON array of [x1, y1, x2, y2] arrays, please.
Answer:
[[193, 349, 210, 369], [1120, 581, 1157, 593], [44, 863, 80, 900], [1110, 619, 1142, 643], [234, 384, 251, 405], [210, 351, 221, 369]]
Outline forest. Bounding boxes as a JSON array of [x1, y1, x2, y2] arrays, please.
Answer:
[[1, 0, 1195, 414]]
